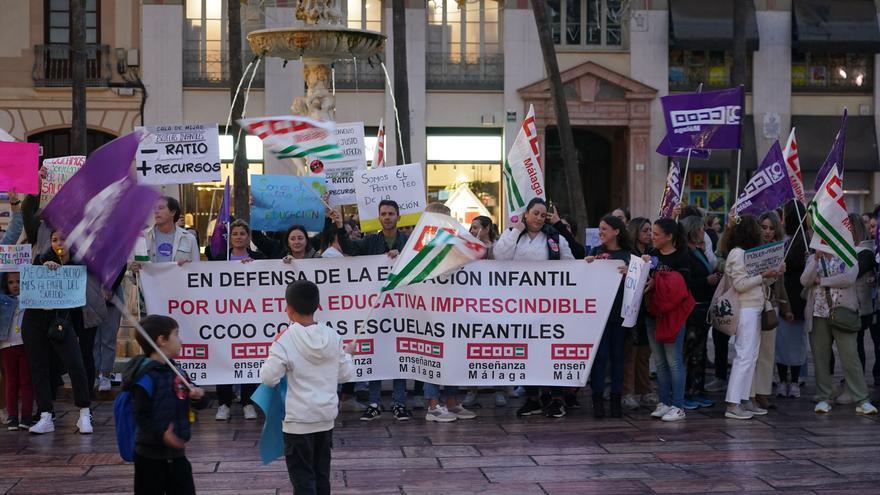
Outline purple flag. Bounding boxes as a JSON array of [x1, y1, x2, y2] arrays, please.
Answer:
[[732, 141, 793, 217], [210, 177, 230, 258], [661, 87, 744, 150], [813, 109, 847, 192], [658, 160, 682, 219], [655, 135, 710, 159], [41, 131, 160, 289]]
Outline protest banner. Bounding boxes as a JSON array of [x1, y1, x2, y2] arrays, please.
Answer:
[[140, 257, 622, 386], [19, 265, 86, 309], [307, 122, 366, 206], [41, 155, 86, 206], [250, 174, 326, 232], [744, 240, 786, 277], [0, 142, 39, 194], [0, 244, 32, 272], [355, 162, 426, 232], [621, 255, 649, 327], [135, 123, 221, 185]]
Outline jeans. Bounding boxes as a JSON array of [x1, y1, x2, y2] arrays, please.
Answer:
[[591, 318, 626, 396], [811, 317, 869, 404], [94, 293, 123, 374], [284, 430, 332, 495], [134, 455, 195, 495], [369, 379, 406, 406], [646, 317, 685, 408], [423, 383, 459, 401]]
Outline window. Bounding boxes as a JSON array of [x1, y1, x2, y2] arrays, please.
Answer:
[[335, 0, 384, 89], [549, 0, 625, 49], [792, 52, 873, 92], [426, 0, 502, 90], [183, 0, 264, 87], [346, 0, 382, 32], [46, 0, 99, 45], [668, 49, 753, 91], [35, 0, 108, 86]]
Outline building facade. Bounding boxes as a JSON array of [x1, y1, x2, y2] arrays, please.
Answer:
[[1, 0, 879, 241]]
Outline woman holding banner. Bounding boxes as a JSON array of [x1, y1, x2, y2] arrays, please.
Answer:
[[621, 217, 655, 410]]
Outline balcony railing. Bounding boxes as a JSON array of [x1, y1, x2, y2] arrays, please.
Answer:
[[183, 48, 265, 88], [32, 44, 112, 87], [426, 52, 504, 91]]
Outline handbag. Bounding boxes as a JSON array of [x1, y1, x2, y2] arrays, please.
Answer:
[[709, 274, 739, 336], [48, 310, 73, 343], [761, 287, 778, 331], [824, 288, 860, 333]]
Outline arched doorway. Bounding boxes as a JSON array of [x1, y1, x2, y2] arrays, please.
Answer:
[[28, 128, 116, 159]]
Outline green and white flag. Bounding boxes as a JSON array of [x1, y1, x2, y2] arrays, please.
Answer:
[[503, 104, 544, 223], [238, 116, 345, 161], [382, 212, 486, 292], [809, 164, 857, 267]]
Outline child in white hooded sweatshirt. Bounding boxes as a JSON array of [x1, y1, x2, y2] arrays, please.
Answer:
[[261, 280, 354, 495]]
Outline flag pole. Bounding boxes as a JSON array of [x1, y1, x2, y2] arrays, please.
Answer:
[[734, 148, 743, 206], [680, 149, 694, 199]]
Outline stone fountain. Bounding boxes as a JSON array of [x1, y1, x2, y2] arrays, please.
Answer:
[[246, 0, 386, 121]]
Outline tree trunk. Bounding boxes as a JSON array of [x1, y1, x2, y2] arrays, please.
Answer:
[[70, 0, 87, 155], [392, 0, 410, 165], [530, 0, 588, 233], [730, 0, 749, 196], [229, 0, 249, 221]]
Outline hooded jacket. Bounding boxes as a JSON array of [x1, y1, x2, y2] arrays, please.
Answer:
[[648, 270, 695, 343], [260, 322, 353, 434]]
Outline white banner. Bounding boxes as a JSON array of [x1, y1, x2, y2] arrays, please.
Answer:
[[140, 258, 621, 386], [355, 163, 425, 232], [135, 123, 221, 185], [621, 255, 649, 327], [41, 155, 85, 206], [744, 240, 785, 277]]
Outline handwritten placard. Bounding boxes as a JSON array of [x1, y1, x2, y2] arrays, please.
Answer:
[[0, 244, 32, 272], [744, 240, 785, 277], [135, 123, 221, 185], [19, 265, 87, 309], [251, 174, 326, 232], [355, 162, 425, 232], [41, 155, 86, 206], [309, 122, 367, 206]]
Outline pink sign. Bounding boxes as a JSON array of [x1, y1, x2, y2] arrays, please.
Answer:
[[0, 142, 39, 194]]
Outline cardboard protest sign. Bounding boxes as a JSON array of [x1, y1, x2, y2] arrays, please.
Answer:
[[0, 244, 31, 272], [355, 162, 425, 232], [744, 240, 786, 277], [250, 174, 326, 232], [135, 123, 221, 185], [621, 255, 650, 327], [41, 155, 86, 206], [307, 122, 366, 206], [19, 265, 86, 309], [0, 142, 39, 194]]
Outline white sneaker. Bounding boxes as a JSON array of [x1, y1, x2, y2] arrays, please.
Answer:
[[461, 391, 478, 407], [511, 386, 526, 398], [742, 400, 768, 416], [449, 405, 476, 420], [856, 401, 879, 415], [775, 382, 788, 398], [339, 398, 368, 412], [661, 406, 686, 422], [411, 396, 426, 410], [98, 375, 112, 392], [725, 404, 754, 420], [788, 383, 801, 398], [705, 378, 727, 392], [243, 404, 258, 420], [494, 391, 508, 407], [835, 390, 854, 405], [814, 400, 832, 414], [622, 394, 640, 410], [76, 408, 93, 434], [425, 406, 457, 423], [215, 404, 231, 421], [651, 403, 672, 418], [641, 392, 659, 407], [29, 412, 55, 434]]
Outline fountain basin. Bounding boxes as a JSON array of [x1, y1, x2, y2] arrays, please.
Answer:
[[247, 26, 386, 63]]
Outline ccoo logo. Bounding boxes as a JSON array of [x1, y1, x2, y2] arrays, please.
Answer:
[[231, 342, 271, 359], [551, 344, 593, 360], [397, 337, 444, 358], [178, 344, 209, 360], [467, 343, 528, 360]]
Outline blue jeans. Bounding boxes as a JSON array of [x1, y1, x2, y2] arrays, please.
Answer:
[[369, 379, 407, 406], [423, 383, 459, 401], [646, 318, 686, 408], [591, 318, 626, 396]]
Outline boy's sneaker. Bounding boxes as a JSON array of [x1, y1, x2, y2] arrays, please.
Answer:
[[705, 378, 727, 392], [360, 404, 381, 421], [5, 417, 18, 431], [622, 394, 640, 410], [98, 375, 112, 392], [725, 404, 754, 420], [215, 405, 231, 421], [788, 383, 801, 398], [29, 412, 54, 434], [545, 399, 566, 418], [814, 400, 832, 414], [243, 404, 258, 420], [76, 408, 93, 434], [461, 391, 478, 407], [494, 391, 508, 407], [392, 404, 412, 421], [516, 398, 544, 417], [856, 401, 879, 415], [742, 400, 767, 416], [661, 406, 686, 422], [651, 403, 672, 418], [425, 406, 457, 423], [776, 382, 788, 398], [449, 405, 476, 419]]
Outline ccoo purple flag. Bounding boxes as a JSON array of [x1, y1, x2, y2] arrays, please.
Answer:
[[658, 159, 682, 219], [655, 135, 710, 159], [210, 177, 230, 258], [41, 131, 160, 289], [661, 87, 744, 150], [732, 141, 793, 217], [814, 109, 847, 192]]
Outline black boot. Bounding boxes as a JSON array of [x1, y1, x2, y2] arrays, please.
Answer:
[[592, 394, 605, 419], [610, 393, 623, 418]]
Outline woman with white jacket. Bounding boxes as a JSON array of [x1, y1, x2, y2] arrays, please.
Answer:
[[801, 251, 877, 415]]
